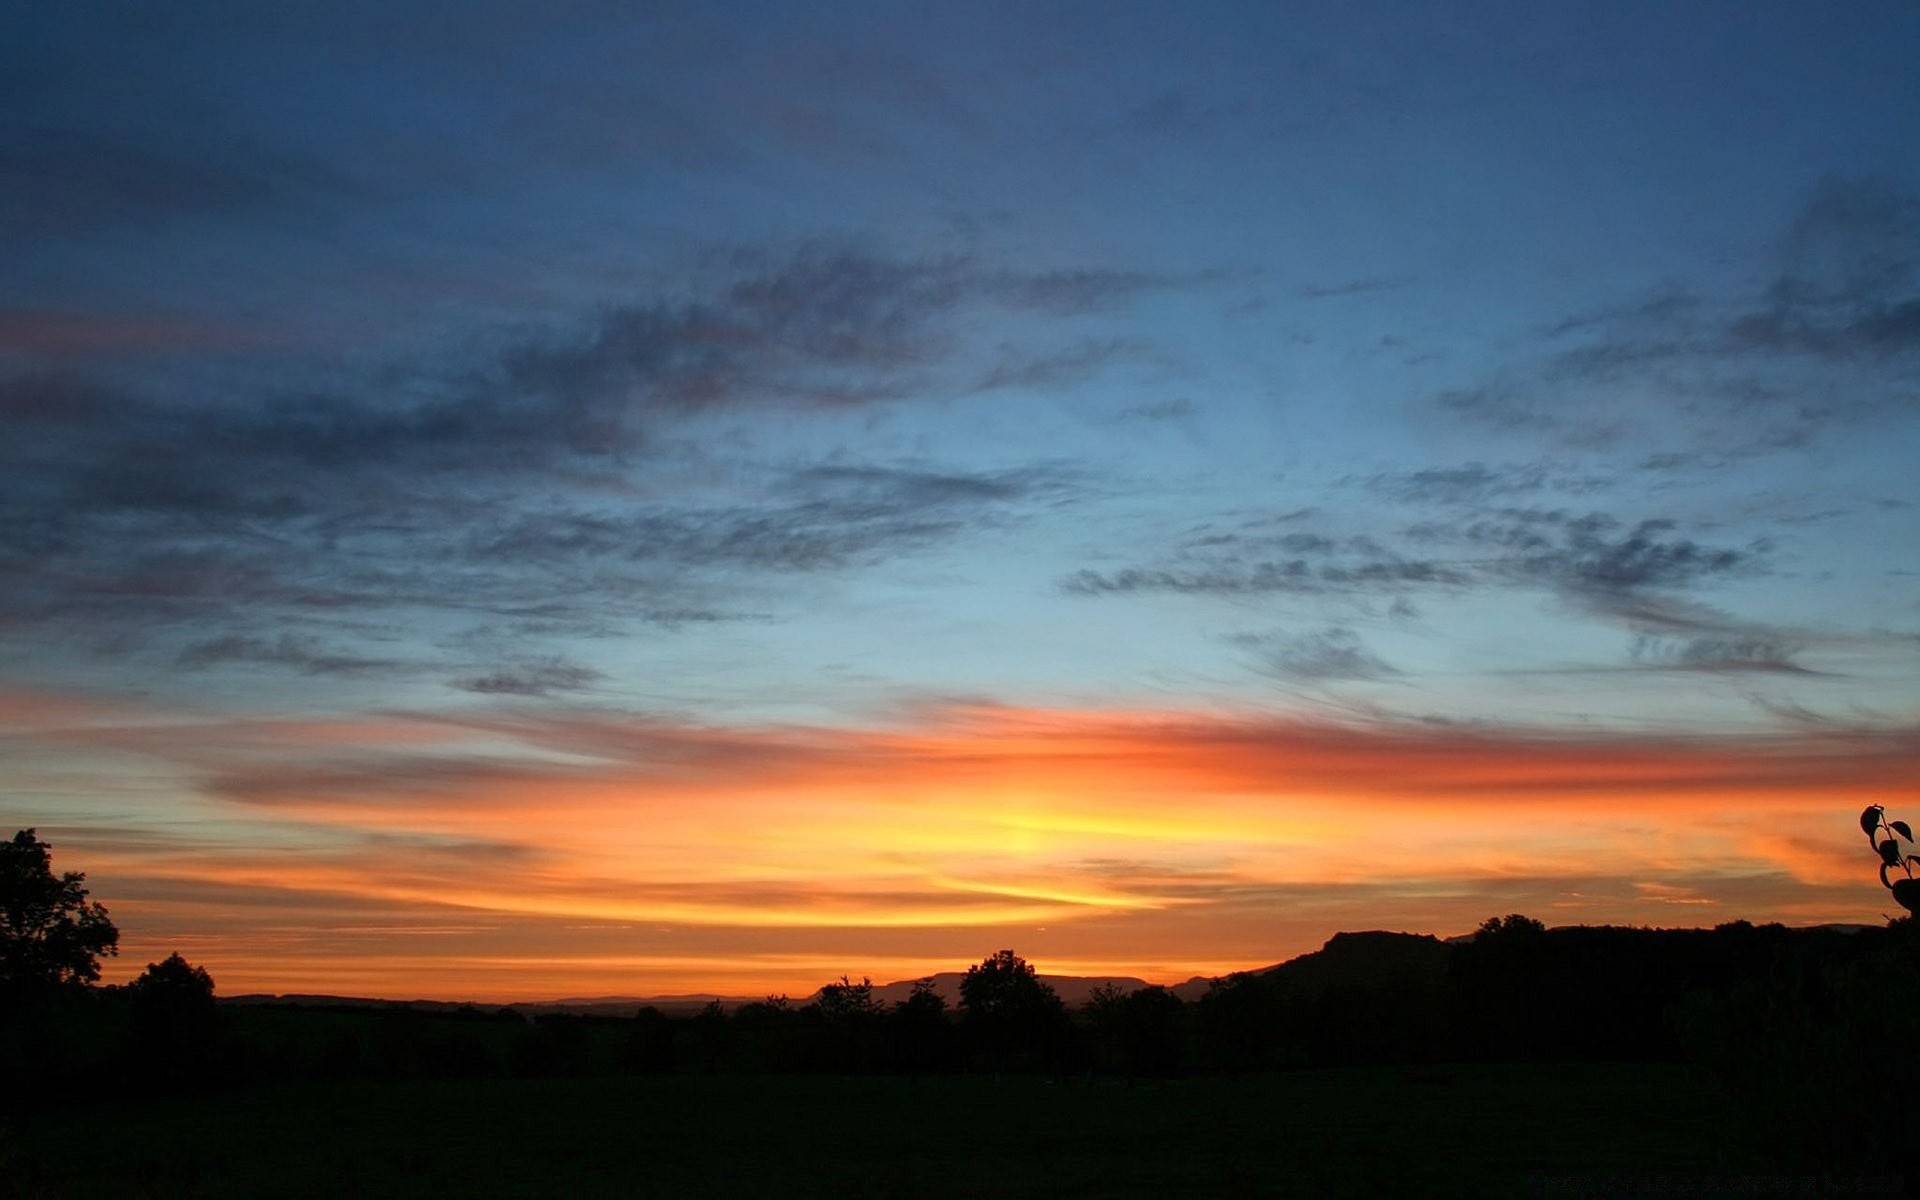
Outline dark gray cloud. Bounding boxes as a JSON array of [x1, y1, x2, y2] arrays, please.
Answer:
[[1476, 512, 1757, 592], [1113, 398, 1196, 423], [985, 268, 1220, 314], [0, 236, 1176, 674], [976, 338, 1151, 392], [0, 447, 1074, 685], [786, 463, 1064, 509], [176, 633, 409, 676], [451, 658, 605, 697], [1366, 461, 1612, 506], [1061, 558, 1465, 598], [1066, 504, 1762, 642], [1065, 503, 1480, 599], [1627, 634, 1811, 675], [1726, 297, 1920, 360], [0, 246, 1190, 535], [1435, 176, 1920, 454], [1230, 626, 1398, 682], [1540, 288, 1703, 339], [463, 462, 1071, 575], [1296, 277, 1413, 301], [491, 252, 1203, 426]]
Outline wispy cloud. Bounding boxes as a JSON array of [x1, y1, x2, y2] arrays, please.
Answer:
[[34, 695, 1920, 996], [177, 633, 410, 676], [1230, 626, 1399, 681], [451, 657, 605, 697], [1433, 176, 1920, 457], [1063, 502, 1761, 629]]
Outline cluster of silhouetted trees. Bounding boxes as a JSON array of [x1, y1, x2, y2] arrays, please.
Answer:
[[7, 826, 1918, 1168], [2, 830, 221, 1110]]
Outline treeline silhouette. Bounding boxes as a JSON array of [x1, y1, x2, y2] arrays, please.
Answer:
[[13, 827, 1920, 1182], [6, 919, 1911, 1078], [8, 920, 1918, 1173]]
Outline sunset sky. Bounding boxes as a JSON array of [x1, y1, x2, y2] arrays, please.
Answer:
[[5, 2, 1919, 1001]]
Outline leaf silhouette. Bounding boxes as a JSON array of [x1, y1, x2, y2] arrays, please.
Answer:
[[1893, 820, 1913, 842], [1861, 805, 1885, 839], [1880, 840, 1902, 867], [1891, 877, 1920, 916]]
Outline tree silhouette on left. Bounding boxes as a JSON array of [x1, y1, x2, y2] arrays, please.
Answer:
[[1, 829, 119, 1001]]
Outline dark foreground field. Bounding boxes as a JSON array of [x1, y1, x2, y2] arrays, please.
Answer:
[[9, 1061, 1885, 1199]]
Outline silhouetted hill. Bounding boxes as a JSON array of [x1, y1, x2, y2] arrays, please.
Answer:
[[1264, 930, 1450, 992], [218, 922, 1885, 1022]]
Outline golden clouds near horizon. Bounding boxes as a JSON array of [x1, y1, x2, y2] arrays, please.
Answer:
[[16, 692, 1914, 1001]]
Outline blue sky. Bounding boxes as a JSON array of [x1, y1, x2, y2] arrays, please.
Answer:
[[4, 3, 1918, 998]]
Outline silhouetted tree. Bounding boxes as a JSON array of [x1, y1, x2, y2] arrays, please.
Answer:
[[126, 953, 219, 1085], [1197, 971, 1279, 1070], [959, 950, 1067, 1072], [688, 999, 729, 1071], [730, 994, 807, 1072], [128, 952, 214, 1027], [889, 977, 955, 1075], [815, 975, 881, 1022], [812, 976, 885, 1072], [1476, 913, 1545, 940], [1, 829, 119, 1003], [129, 952, 213, 1007], [959, 950, 1057, 1022], [622, 1005, 678, 1073], [1085, 984, 1184, 1077], [1676, 917, 1920, 1173], [1083, 982, 1128, 1070]]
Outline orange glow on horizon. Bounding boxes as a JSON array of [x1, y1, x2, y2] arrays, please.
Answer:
[[13, 690, 1914, 1002]]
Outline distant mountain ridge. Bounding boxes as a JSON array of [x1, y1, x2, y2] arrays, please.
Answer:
[[220, 923, 1873, 1016], [213, 932, 1443, 1015]]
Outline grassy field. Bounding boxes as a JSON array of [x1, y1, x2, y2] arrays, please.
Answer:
[[0, 1062, 1854, 1198]]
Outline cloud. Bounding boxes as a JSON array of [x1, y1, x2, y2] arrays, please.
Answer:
[[1487, 513, 1756, 592], [1, 243, 1159, 671], [463, 461, 1072, 576], [976, 337, 1152, 392], [1064, 498, 1759, 620], [1061, 558, 1465, 598], [43, 694, 1920, 819], [1432, 176, 1920, 455], [784, 462, 1068, 509], [1296, 277, 1414, 301], [1540, 288, 1703, 339], [0, 245, 1186, 527], [1366, 461, 1612, 506], [1231, 626, 1398, 682], [451, 658, 605, 697], [177, 633, 409, 676], [1457, 509, 1765, 629], [1113, 398, 1196, 422], [985, 268, 1220, 314], [1627, 635, 1812, 675], [33, 693, 1920, 996]]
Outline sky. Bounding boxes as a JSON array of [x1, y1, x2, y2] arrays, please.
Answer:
[[4, 1, 1919, 1001]]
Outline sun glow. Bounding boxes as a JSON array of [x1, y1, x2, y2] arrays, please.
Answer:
[[19, 691, 1913, 1001]]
